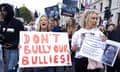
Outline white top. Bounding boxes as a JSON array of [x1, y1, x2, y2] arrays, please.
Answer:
[[71, 28, 104, 59]]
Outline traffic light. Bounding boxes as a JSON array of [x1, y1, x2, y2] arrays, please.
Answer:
[[104, 7, 111, 20]]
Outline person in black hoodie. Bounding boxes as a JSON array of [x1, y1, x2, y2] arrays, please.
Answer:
[[0, 3, 24, 72]]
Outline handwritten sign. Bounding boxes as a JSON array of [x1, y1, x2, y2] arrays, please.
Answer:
[[19, 32, 72, 67]]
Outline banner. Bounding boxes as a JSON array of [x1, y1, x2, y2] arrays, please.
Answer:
[[79, 35, 120, 66], [19, 32, 72, 67], [61, 0, 78, 17], [45, 5, 60, 19]]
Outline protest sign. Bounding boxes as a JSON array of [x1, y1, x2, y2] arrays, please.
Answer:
[[45, 5, 59, 19], [79, 35, 120, 66], [19, 32, 71, 67], [61, 0, 77, 17]]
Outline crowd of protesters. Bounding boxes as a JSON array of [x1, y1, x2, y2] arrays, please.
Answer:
[[0, 3, 120, 72]]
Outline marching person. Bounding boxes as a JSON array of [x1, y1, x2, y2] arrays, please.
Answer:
[[0, 3, 24, 72], [33, 15, 54, 72], [71, 10, 107, 72]]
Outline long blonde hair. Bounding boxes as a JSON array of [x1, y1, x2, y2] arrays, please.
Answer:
[[81, 10, 98, 28], [37, 15, 49, 31]]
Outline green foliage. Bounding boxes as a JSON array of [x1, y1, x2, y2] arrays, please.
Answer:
[[19, 6, 33, 23]]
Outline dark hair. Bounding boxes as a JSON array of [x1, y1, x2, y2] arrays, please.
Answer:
[[106, 24, 115, 30], [0, 3, 14, 22]]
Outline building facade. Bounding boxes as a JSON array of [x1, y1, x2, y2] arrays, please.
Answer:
[[110, 0, 120, 26], [88, 0, 120, 26], [58, 0, 120, 27]]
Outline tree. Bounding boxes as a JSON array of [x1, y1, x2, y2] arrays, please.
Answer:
[[19, 6, 32, 23]]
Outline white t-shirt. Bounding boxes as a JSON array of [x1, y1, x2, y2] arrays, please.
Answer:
[[71, 28, 104, 59]]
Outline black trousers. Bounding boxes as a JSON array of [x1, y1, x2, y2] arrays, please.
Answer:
[[74, 58, 88, 72], [107, 57, 120, 72]]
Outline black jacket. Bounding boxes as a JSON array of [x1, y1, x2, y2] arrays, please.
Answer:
[[0, 18, 24, 49], [109, 26, 120, 42], [0, 3, 24, 49]]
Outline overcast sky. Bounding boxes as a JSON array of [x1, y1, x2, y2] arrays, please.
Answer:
[[0, 0, 62, 14]]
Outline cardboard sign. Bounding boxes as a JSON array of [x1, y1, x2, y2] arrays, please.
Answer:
[[19, 32, 72, 67], [45, 5, 59, 18], [79, 35, 120, 66], [61, 0, 77, 17]]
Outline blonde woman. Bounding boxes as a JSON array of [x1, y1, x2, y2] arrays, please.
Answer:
[[34, 15, 54, 72], [71, 10, 107, 72], [37, 15, 49, 32]]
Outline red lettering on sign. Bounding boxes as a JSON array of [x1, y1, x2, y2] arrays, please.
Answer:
[[60, 55, 65, 63], [32, 56, 37, 64], [53, 44, 68, 53], [21, 55, 71, 66], [44, 56, 48, 64], [52, 34, 60, 43], [54, 55, 58, 64], [49, 55, 52, 63], [67, 54, 70, 64], [22, 56, 29, 65], [54, 45, 58, 53], [24, 34, 30, 44], [33, 34, 39, 44], [41, 34, 48, 43], [24, 45, 31, 54]]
